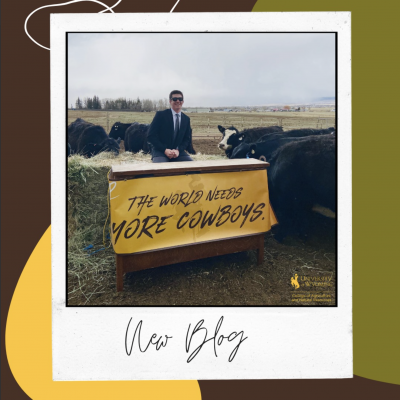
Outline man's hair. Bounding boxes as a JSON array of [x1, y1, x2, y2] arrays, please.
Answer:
[[169, 90, 184, 100]]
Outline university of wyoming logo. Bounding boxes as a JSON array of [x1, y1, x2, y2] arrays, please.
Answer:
[[291, 274, 300, 289]]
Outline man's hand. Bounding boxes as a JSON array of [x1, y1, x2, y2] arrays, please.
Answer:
[[164, 149, 175, 159], [171, 149, 179, 158]]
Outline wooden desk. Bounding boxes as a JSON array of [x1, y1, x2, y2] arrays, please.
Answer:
[[109, 159, 271, 292]]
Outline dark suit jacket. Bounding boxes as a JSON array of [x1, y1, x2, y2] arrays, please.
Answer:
[[147, 109, 192, 158]]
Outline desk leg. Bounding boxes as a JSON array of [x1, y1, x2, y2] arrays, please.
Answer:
[[257, 234, 264, 265], [116, 255, 124, 292]]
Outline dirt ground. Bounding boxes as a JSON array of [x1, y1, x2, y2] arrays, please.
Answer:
[[68, 138, 336, 307], [193, 137, 223, 155], [68, 215, 336, 306]]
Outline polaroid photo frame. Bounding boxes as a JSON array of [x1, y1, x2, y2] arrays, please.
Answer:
[[53, 12, 352, 380]]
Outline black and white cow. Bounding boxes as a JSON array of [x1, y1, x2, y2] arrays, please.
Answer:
[[109, 122, 132, 141], [217, 125, 283, 158], [68, 118, 120, 158], [267, 135, 336, 240]]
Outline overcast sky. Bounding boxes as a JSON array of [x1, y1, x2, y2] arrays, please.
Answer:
[[68, 33, 335, 107]]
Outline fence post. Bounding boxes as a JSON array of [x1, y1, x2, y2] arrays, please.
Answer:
[[106, 111, 109, 132]]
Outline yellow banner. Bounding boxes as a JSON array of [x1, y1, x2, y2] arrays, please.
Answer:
[[109, 170, 276, 254]]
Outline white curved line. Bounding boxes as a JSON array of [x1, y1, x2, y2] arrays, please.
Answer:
[[98, 0, 122, 13], [170, 0, 180, 12], [24, 0, 122, 51]]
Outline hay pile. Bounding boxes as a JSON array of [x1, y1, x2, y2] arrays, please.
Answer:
[[67, 150, 225, 303]]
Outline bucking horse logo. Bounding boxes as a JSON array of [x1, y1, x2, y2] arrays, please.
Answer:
[[291, 274, 300, 289]]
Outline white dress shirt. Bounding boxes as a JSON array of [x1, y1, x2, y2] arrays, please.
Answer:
[[171, 108, 182, 131]]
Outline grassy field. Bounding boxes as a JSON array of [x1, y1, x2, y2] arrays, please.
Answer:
[[68, 108, 335, 138]]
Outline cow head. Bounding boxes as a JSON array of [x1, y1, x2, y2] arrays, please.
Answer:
[[240, 143, 266, 161], [230, 142, 266, 161], [230, 141, 251, 159], [83, 138, 120, 157], [249, 144, 258, 158], [99, 137, 120, 155], [82, 138, 120, 157], [217, 125, 241, 153], [247, 143, 267, 162], [109, 122, 120, 139], [109, 122, 131, 141]]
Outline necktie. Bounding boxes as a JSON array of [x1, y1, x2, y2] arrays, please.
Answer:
[[174, 114, 179, 141]]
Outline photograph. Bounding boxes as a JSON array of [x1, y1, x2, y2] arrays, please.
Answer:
[[67, 32, 337, 306]]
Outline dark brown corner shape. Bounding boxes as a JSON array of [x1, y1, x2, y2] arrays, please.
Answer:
[[199, 376, 400, 399]]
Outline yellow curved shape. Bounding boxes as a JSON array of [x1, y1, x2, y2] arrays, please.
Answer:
[[6, 226, 201, 399]]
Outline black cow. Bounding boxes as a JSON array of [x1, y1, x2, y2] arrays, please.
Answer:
[[68, 118, 87, 150], [110, 121, 196, 155], [124, 123, 151, 153], [231, 134, 309, 160], [68, 118, 120, 158], [277, 127, 335, 138], [267, 135, 336, 240], [185, 128, 196, 155], [217, 125, 283, 158], [248, 127, 335, 146], [109, 122, 132, 141], [230, 127, 335, 160]]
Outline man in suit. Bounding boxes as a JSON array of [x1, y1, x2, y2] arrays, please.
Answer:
[[147, 90, 194, 163]]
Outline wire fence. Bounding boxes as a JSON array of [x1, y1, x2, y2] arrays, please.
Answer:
[[68, 110, 335, 137]]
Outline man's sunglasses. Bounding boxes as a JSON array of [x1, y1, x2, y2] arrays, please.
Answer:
[[171, 97, 183, 102]]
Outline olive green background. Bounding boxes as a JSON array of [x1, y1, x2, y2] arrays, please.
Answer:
[[253, 0, 400, 385]]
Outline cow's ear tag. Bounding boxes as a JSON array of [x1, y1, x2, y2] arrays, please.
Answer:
[[239, 136, 243, 141], [251, 149, 255, 154]]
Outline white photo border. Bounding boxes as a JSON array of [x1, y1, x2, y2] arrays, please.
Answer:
[[52, 12, 352, 380]]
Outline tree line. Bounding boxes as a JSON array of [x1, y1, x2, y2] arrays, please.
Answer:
[[74, 96, 169, 112]]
